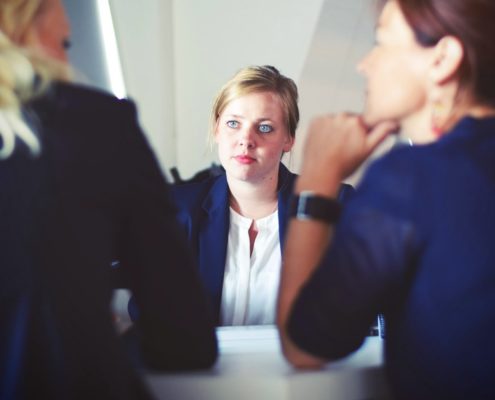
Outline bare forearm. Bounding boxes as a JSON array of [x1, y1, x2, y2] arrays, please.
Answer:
[[277, 115, 395, 367], [277, 177, 340, 367]]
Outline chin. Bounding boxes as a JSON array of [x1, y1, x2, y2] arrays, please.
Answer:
[[226, 168, 254, 182], [363, 110, 397, 130], [362, 111, 380, 128]]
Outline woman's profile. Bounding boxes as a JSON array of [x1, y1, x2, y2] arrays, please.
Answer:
[[278, 0, 495, 398]]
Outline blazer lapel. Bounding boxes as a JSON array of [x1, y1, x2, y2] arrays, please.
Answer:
[[199, 175, 230, 323], [277, 164, 296, 251]]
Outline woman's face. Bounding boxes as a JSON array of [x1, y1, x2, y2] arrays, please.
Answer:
[[32, 0, 70, 61], [215, 91, 294, 185], [358, 1, 434, 133]]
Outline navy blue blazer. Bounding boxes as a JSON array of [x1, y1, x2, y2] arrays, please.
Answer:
[[0, 82, 217, 400], [171, 164, 353, 323], [288, 116, 495, 399]]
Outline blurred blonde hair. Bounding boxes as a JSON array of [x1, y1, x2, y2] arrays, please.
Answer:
[[0, 0, 71, 159], [0, 0, 42, 47]]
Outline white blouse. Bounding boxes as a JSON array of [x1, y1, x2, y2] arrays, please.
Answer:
[[220, 207, 281, 326]]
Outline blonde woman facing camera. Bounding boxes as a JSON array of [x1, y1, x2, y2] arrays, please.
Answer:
[[170, 66, 352, 325]]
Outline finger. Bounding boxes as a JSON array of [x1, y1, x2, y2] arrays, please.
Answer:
[[366, 121, 398, 152]]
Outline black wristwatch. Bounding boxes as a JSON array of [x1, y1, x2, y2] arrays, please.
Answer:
[[289, 191, 341, 224]]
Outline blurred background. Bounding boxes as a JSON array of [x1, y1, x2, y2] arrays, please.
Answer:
[[64, 0, 379, 183]]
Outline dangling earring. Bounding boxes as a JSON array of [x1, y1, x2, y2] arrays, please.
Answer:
[[431, 101, 447, 137]]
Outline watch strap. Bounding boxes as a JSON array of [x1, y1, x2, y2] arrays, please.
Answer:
[[289, 191, 341, 223]]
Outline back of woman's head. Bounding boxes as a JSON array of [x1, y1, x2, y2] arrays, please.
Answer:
[[0, 31, 42, 158], [0, 0, 42, 47], [0, 0, 42, 108], [210, 65, 299, 139], [0, 0, 69, 81], [395, 0, 495, 106], [0, 0, 69, 159]]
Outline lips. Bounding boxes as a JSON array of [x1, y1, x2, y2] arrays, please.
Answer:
[[234, 155, 256, 164]]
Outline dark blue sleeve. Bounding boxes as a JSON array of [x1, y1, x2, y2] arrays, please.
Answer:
[[287, 151, 419, 359], [115, 100, 218, 369]]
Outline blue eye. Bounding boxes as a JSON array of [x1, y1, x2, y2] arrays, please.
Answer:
[[258, 124, 273, 133], [226, 120, 239, 128]]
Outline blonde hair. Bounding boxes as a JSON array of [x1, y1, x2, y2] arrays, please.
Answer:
[[0, 0, 70, 159], [209, 65, 299, 143], [0, 0, 42, 47]]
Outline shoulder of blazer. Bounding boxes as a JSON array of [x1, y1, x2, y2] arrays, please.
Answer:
[[171, 173, 229, 215], [277, 163, 297, 195], [27, 82, 145, 157], [29, 81, 137, 122]]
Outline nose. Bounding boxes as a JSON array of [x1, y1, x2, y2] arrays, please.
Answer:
[[356, 50, 371, 75], [238, 125, 256, 149]]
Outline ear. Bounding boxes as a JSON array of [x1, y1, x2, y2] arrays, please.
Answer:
[[430, 35, 464, 85], [283, 134, 295, 152]]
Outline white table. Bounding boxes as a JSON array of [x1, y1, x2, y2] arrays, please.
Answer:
[[146, 326, 392, 400]]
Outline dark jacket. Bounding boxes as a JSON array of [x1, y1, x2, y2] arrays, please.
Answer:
[[171, 164, 353, 323], [289, 116, 495, 400], [0, 82, 217, 400]]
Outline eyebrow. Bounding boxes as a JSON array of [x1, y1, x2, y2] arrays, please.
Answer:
[[224, 114, 274, 122]]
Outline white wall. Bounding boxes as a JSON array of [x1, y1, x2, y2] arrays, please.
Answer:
[[108, 0, 381, 181], [294, 0, 393, 184], [109, 0, 176, 176], [64, 0, 110, 90], [173, 0, 325, 178]]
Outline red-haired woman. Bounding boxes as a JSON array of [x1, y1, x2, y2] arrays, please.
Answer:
[[278, 1, 495, 399]]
